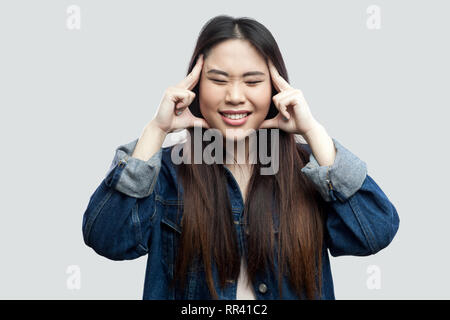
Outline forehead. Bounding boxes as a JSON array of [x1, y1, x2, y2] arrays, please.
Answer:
[[205, 39, 267, 76]]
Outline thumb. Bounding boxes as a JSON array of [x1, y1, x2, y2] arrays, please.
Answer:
[[259, 117, 279, 129], [190, 117, 210, 129]]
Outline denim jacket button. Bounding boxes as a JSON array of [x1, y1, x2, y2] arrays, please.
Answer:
[[258, 283, 268, 293]]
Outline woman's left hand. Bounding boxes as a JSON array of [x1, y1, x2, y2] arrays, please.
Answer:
[[259, 59, 319, 136]]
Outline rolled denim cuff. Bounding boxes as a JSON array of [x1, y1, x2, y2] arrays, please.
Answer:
[[105, 138, 163, 198], [300, 137, 367, 202]]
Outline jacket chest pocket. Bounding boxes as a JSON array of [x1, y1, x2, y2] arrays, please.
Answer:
[[160, 202, 183, 279]]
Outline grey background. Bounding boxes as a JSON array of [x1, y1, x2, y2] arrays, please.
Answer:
[[0, 0, 447, 299]]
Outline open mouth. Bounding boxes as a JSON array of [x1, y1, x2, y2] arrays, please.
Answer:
[[219, 112, 252, 126]]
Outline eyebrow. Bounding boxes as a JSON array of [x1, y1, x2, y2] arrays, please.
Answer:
[[206, 69, 265, 77]]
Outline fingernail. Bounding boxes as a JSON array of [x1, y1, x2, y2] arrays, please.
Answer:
[[283, 116, 288, 121], [177, 111, 182, 115]]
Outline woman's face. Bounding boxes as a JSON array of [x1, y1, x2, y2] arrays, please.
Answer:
[[199, 39, 272, 141]]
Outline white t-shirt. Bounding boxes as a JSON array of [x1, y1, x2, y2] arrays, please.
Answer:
[[236, 257, 256, 299]]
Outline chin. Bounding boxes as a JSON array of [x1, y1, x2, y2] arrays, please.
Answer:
[[222, 127, 256, 142], [224, 134, 246, 142]]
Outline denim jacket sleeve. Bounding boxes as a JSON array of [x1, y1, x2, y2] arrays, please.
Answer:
[[82, 138, 162, 261], [300, 138, 400, 257]]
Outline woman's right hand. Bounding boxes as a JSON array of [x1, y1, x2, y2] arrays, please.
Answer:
[[150, 54, 209, 133]]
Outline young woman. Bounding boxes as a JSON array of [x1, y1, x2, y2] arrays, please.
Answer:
[[82, 15, 400, 300]]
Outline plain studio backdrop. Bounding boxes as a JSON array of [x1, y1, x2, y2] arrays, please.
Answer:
[[0, 0, 447, 299]]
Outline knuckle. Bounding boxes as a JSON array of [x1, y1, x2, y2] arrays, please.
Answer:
[[272, 96, 279, 105], [183, 90, 191, 99], [166, 86, 177, 96]]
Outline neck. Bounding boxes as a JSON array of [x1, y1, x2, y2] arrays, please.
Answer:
[[223, 136, 256, 166]]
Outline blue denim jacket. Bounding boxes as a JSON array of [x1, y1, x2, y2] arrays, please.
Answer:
[[82, 136, 399, 300]]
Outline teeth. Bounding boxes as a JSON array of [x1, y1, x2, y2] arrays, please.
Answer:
[[222, 113, 248, 120]]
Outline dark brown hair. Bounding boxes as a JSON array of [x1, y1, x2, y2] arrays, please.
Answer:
[[172, 15, 326, 300]]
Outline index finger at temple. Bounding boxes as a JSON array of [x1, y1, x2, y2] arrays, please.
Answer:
[[268, 59, 290, 92], [177, 54, 204, 90]]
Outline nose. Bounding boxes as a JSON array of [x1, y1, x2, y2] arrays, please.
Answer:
[[225, 82, 246, 105]]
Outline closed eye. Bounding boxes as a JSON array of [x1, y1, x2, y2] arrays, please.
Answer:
[[211, 79, 262, 85], [246, 81, 262, 85]]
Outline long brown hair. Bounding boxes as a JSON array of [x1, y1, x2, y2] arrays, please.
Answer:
[[172, 15, 326, 300]]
